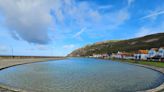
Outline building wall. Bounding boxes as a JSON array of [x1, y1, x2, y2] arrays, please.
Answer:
[[148, 50, 157, 58], [158, 48, 164, 58]]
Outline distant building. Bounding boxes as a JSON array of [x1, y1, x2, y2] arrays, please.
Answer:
[[112, 51, 134, 59], [147, 48, 163, 61], [134, 50, 148, 60], [110, 48, 164, 62], [92, 53, 109, 58], [148, 48, 158, 58], [158, 47, 164, 58], [102, 53, 109, 58], [92, 54, 102, 58]]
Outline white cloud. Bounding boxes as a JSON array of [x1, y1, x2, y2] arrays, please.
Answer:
[[98, 5, 113, 10], [63, 44, 76, 49], [73, 27, 87, 38], [135, 22, 164, 37], [0, 0, 130, 44], [105, 9, 130, 29], [140, 10, 164, 20], [0, 44, 8, 52], [135, 27, 152, 37], [0, 0, 54, 44], [52, 0, 130, 32], [35, 45, 48, 50], [127, 0, 135, 6]]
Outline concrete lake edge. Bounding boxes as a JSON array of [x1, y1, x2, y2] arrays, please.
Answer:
[[0, 58, 163, 92], [106, 58, 164, 92], [121, 62, 164, 92], [133, 64, 164, 92]]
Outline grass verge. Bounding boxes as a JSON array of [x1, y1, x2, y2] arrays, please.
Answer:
[[109, 58, 164, 68]]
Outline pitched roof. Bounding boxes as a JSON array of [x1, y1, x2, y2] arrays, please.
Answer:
[[138, 50, 148, 54]]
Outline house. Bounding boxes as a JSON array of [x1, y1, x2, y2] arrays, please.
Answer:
[[112, 51, 134, 59], [146, 48, 164, 61], [111, 53, 118, 58], [158, 47, 164, 62], [111, 51, 123, 59], [101, 53, 109, 58], [122, 53, 134, 60], [148, 48, 158, 58], [158, 47, 164, 58], [92, 53, 109, 58], [92, 54, 101, 58], [134, 50, 148, 60]]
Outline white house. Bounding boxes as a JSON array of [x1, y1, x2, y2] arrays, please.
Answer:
[[134, 54, 147, 60], [112, 51, 134, 59], [158, 47, 164, 58], [134, 50, 148, 60], [148, 48, 158, 58], [92, 54, 101, 58]]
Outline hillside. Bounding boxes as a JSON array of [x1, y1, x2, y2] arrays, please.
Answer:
[[68, 33, 164, 57]]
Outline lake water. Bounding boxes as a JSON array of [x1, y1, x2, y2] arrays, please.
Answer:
[[0, 58, 163, 92]]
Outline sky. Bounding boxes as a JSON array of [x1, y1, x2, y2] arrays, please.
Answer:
[[0, 0, 164, 56]]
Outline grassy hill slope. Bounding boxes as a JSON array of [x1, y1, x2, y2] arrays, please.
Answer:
[[68, 33, 164, 57]]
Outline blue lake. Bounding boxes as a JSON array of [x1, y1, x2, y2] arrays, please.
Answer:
[[0, 58, 163, 92]]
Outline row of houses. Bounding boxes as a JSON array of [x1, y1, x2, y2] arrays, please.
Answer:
[[134, 48, 164, 61], [90, 47, 164, 62]]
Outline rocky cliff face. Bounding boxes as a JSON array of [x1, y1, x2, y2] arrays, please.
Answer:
[[68, 33, 164, 57]]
